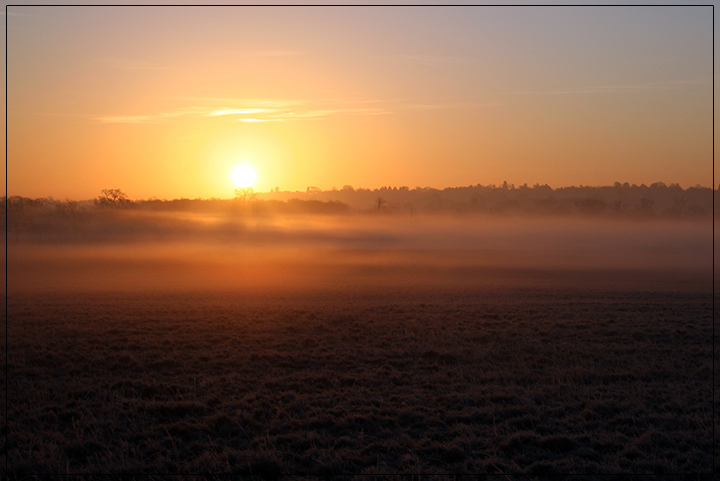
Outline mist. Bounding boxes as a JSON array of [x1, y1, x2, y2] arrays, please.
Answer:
[[8, 208, 712, 294]]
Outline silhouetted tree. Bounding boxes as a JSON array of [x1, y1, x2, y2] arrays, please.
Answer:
[[376, 196, 386, 212], [611, 200, 627, 215], [7, 196, 27, 238], [639, 198, 655, 216], [669, 195, 687, 216], [55, 198, 81, 237], [234, 187, 257, 203], [687, 205, 708, 217], [574, 198, 607, 216], [7, 196, 51, 238], [95, 189, 132, 209]]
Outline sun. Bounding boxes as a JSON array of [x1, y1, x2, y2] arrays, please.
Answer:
[[232, 164, 257, 188]]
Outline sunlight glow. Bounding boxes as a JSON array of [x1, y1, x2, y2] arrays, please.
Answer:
[[232, 164, 258, 188]]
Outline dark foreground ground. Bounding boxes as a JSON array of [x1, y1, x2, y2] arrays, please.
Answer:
[[4, 217, 716, 479], [5, 273, 715, 479]]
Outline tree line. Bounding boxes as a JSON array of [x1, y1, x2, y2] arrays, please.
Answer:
[[263, 182, 713, 218], [2, 182, 713, 240]]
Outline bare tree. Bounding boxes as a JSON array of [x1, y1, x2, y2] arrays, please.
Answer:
[[376, 196, 386, 212], [610, 200, 627, 215], [7, 196, 28, 239], [670, 195, 687, 216], [234, 187, 258, 203], [94, 189, 132, 209], [7, 196, 51, 239], [573, 198, 607, 216], [639, 198, 655, 216], [55, 198, 81, 237]]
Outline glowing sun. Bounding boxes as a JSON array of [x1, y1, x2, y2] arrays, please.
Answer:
[[232, 164, 257, 188]]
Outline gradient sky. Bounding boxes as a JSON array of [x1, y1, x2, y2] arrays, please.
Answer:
[[5, 5, 714, 200]]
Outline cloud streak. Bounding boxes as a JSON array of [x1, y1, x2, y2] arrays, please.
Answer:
[[243, 50, 306, 58], [96, 94, 514, 125], [379, 54, 469, 67], [101, 58, 173, 71], [96, 99, 392, 124], [96, 112, 186, 124], [407, 102, 504, 111], [207, 108, 276, 117], [506, 80, 705, 96]]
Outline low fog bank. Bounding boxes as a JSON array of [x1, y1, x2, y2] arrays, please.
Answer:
[[8, 211, 712, 294], [4, 180, 715, 242], [2, 193, 714, 243]]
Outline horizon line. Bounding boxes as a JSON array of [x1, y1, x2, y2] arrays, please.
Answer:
[[5, 181, 714, 202]]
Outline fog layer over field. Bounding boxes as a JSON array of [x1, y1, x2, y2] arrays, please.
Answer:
[[9, 212, 712, 294], [7, 210, 715, 476]]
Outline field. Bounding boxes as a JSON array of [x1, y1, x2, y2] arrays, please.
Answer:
[[4, 215, 716, 478]]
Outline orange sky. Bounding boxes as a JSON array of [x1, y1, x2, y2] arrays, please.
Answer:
[[6, 5, 714, 200]]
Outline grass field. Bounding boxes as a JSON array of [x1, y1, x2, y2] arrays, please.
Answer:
[[4, 216, 716, 478]]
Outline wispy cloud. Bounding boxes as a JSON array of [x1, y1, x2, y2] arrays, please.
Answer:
[[97, 112, 186, 124], [407, 102, 503, 111], [244, 50, 306, 58], [506, 80, 705, 96], [389, 54, 469, 67], [97, 95, 514, 125], [183, 98, 304, 107], [96, 97, 511, 124], [101, 58, 172, 71], [236, 118, 277, 123], [96, 99, 391, 124], [207, 108, 276, 117], [261, 108, 391, 120]]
